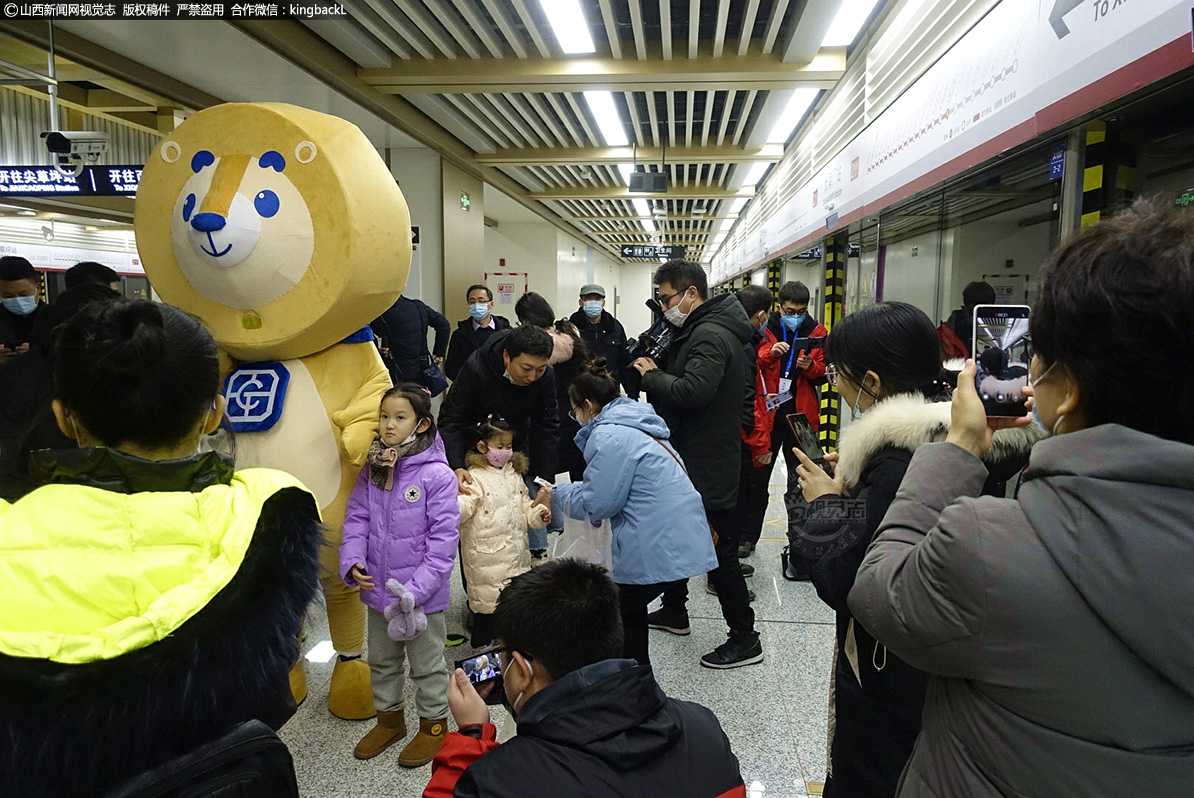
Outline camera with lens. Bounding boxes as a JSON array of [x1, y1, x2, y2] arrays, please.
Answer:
[[625, 299, 678, 393], [41, 131, 109, 177]]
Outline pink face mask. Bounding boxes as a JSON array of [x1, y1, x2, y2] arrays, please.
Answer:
[[486, 448, 514, 468]]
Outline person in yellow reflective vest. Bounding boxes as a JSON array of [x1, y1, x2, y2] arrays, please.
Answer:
[[0, 299, 323, 796]]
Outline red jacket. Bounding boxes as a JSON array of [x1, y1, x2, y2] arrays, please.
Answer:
[[758, 313, 827, 433], [742, 329, 779, 460]]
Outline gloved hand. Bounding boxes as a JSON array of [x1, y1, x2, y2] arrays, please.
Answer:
[[384, 579, 428, 641]]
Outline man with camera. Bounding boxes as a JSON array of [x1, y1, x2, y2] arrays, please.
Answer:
[[631, 260, 762, 670]]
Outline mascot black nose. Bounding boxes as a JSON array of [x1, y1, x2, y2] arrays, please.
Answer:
[[191, 212, 227, 233]]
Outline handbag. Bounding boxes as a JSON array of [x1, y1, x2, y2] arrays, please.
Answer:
[[414, 301, 448, 396], [647, 434, 719, 547]]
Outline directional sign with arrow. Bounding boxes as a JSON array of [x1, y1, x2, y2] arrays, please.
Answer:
[[1049, 0, 1085, 38], [620, 245, 686, 259]]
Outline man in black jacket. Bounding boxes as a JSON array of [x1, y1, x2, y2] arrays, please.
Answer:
[[0, 256, 47, 365], [567, 283, 637, 398], [438, 326, 560, 497], [422, 559, 746, 798], [444, 284, 512, 382], [632, 260, 762, 670], [371, 294, 451, 387]]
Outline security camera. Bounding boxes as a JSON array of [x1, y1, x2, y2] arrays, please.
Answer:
[[42, 130, 109, 157]]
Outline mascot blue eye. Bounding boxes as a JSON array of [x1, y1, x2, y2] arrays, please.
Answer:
[[182, 193, 196, 222], [254, 190, 279, 218]]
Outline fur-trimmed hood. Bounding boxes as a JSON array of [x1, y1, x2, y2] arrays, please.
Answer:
[[466, 449, 530, 475], [548, 326, 575, 366], [835, 393, 1042, 489]]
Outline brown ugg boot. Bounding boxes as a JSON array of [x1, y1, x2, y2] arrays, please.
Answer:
[[397, 717, 448, 767], [352, 710, 407, 760]]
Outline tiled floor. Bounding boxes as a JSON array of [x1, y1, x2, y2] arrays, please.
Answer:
[[280, 465, 834, 797]]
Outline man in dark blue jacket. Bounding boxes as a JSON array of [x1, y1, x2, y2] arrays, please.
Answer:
[[371, 294, 450, 389], [423, 559, 746, 798]]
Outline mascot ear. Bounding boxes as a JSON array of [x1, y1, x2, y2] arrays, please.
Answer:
[[191, 150, 215, 173], [259, 151, 286, 172]]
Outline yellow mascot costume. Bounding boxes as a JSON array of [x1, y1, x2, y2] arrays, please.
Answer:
[[136, 103, 408, 720]]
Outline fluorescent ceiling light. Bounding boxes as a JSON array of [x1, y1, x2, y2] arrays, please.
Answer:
[[822, 0, 882, 47], [538, 0, 595, 54], [767, 88, 820, 144], [584, 91, 629, 146], [743, 162, 771, 187], [728, 198, 748, 215], [632, 198, 655, 232], [618, 163, 634, 182]]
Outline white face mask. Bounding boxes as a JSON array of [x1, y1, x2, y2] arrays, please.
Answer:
[[511, 658, 534, 717], [663, 290, 693, 327]]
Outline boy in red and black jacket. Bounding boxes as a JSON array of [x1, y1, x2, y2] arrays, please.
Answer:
[[423, 560, 746, 798], [748, 282, 826, 567]]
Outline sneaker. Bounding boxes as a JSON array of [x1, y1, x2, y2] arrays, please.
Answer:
[[531, 550, 547, 560], [737, 540, 755, 559], [705, 580, 757, 601], [646, 606, 691, 635], [739, 563, 755, 577], [700, 631, 764, 669]]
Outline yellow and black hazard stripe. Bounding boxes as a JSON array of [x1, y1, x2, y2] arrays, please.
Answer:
[[820, 235, 846, 452], [767, 259, 782, 303], [1081, 121, 1106, 230]]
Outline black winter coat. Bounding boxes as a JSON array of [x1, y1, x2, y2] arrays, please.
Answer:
[[789, 394, 1038, 798], [568, 308, 637, 398], [438, 330, 560, 482], [370, 296, 450, 384], [641, 293, 753, 510], [455, 659, 745, 798], [444, 315, 512, 381], [0, 451, 322, 797]]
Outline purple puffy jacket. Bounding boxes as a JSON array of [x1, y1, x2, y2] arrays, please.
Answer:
[[339, 433, 460, 614]]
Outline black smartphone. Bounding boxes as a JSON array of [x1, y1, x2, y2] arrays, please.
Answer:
[[454, 647, 503, 687], [786, 413, 825, 464], [789, 336, 825, 353], [972, 304, 1032, 417]]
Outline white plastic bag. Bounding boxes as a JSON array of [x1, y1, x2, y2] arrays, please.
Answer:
[[552, 488, 613, 573]]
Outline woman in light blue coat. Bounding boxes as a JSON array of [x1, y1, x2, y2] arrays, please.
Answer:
[[552, 359, 717, 666]]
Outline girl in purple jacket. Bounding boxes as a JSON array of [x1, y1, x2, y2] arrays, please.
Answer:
[[339, 384, 460, 767]]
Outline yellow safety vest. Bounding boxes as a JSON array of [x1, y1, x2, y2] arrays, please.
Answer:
[[0, 468, 313, 664]]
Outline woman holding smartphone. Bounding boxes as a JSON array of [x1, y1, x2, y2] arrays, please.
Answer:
[[848, 200, 1194, 797], [789, 301, 1037, 798]]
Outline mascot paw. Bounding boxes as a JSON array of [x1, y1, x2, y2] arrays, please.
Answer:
[[329, 657, 376, 720]]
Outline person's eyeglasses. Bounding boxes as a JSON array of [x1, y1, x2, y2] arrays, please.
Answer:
[[658, 290, 683, 309], [568, 410, 578, 421], [783, 307, 808, 316], [825, 364, 838, 387]]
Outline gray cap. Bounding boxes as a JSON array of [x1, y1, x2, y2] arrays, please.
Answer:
[[579, 283, 606, 297]]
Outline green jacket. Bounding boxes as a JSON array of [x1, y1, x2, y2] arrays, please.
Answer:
[[641, 293, 753, 510]]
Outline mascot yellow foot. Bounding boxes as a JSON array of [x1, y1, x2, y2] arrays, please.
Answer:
[[289, 660, 308, 707], [329, 657, 376, 720]]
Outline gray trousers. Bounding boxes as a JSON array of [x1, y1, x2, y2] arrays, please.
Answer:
[[367, 608, 450, 720]]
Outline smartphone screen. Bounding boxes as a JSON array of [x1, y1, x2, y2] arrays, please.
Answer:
[[786, 413, 825, 462], [972, 304, 1032, 417], [455, 647, 503, 686]]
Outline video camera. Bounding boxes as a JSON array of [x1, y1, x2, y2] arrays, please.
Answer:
[[624, 299, 678, 395], [626, 298, 677, 364]]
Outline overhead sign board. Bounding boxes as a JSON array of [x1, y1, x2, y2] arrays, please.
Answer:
[[0, 165, 143, 197], [620, 244, 685, 259]]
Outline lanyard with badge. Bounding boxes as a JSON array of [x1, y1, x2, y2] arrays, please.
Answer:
[[765, 322, 798, 412]]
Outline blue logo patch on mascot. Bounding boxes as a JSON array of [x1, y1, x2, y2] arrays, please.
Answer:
[[223, 362, 291, 432]]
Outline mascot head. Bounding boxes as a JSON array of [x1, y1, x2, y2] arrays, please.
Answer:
[[136, 103, 410, 361]]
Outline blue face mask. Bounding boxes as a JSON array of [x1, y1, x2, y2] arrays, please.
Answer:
[[582, 300, 603, 318], [1028, 362, 1064, 436], [469, 303, 490, 321], [2, 295, 38, 316], [782, 313, 804, 331]]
